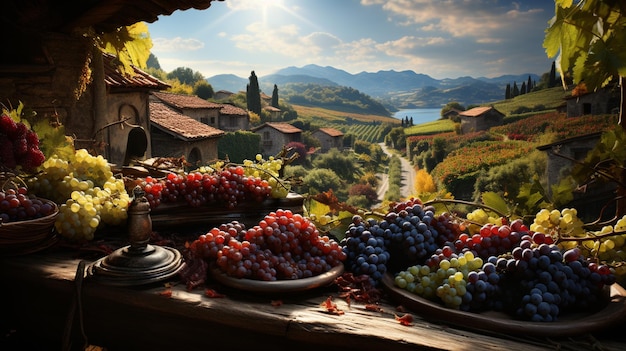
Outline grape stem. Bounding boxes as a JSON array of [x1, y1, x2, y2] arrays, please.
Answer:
[[423, 198, 510, 220]]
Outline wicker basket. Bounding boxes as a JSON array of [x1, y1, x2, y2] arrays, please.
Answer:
[[0, 198, 59, 250]]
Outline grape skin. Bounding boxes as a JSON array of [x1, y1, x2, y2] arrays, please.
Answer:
[[187, 209, 346, 281]]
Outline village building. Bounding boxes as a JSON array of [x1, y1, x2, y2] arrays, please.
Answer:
[[219, 104, 250, 131], [213, 90, 234, 101], [151, 91, 222, 128], [442, 108, 462, 120], [564, 88, 620, 117], [149, 99, 224, 167], [252, 122, 303, 157], [312, 127, 344, 152], [459, 106, 504, 134], [537, 132, 615, 222], [263, 105, 282, 121]]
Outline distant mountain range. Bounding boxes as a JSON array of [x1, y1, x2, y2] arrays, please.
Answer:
[[207, 64, 542, 109]]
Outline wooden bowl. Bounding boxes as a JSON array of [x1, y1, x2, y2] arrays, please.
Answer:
[[210, 263, 344, 294]]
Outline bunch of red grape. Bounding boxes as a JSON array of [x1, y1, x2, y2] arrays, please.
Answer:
[[0, 113, 45, 172], [0, 187, 56, 223], [187, 209, 346, 281], [137, 165, 272, 209]]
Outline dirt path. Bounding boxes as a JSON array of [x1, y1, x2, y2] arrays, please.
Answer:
[[378, 143, 416, 201]]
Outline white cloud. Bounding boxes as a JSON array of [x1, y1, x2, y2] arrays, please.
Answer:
[[151, 37, 204, 52]]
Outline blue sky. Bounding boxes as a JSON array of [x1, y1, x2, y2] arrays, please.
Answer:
[[148, 0, 556, 80]]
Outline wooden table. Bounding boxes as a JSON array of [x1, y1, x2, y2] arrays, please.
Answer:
[[2, 241, 626, 351]]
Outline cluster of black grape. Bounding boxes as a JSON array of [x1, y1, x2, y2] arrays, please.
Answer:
[[136, 165, 273, 210], [382, 202, 462, 270], [499, 243, 615, 322], [340, 200, 462, 286], [340, 215, 390, 286], [0, 187, 56, 223]]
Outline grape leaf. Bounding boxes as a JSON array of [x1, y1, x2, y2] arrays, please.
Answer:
[[32, 119, 75, 161], [101, 23, 152, 76], [480, 191, 510, 217]]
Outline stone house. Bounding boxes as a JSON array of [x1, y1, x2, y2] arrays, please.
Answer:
[[312, 127, 344, 152], [151, 92, 249, 132], [263, 106, 282, 122], [149, 98, 224, 167], [537, 132, 615, 221], [252, 122, 303, 157], [564, 88, 620, 117], [0, 0, 223, 166], [101, 53, 172, 166], [219, 104, 250, 131], [152, 92, 222, 129], [214, 90, 234, 101], [459, 106, 504, 134]]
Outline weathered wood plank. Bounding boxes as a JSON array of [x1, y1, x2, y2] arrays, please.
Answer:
[[1, 249, 623, 351]]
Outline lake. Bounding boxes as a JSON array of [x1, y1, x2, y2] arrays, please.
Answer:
[[393, 108, 441, 125]]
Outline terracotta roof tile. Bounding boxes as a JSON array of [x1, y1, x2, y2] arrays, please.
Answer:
[[152, 91, 223, 109], [263, 106, 281, 112], [317, 127, 344, 137], [253, 122, 302, 134], [150, 100, 224, 140], [103, 53, 170, 90], [459, 106, 494, 117], [220, 104, 248, 116]]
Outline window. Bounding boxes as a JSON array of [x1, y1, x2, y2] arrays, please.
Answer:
[[201, 117, 209, 124]]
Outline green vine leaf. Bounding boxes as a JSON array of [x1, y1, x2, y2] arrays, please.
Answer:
[[480, 191, 510, 217]]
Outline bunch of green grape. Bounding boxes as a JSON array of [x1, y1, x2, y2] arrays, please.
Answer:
[[395, 251, 484, 309], [242, 154, 289, 198], [465, 208, 504, 234], [530, 208, 585, 250], [28, 149, 129, 241]]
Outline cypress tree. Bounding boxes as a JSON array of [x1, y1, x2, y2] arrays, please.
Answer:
[[246, 71, 262, 116], [271, 84, 279, 108], [527, 75, 533, 92], [521, 82, 527, 95], [505, 83, 511, 99], [549, 61, 557, 88], [512, 82, 519, 97]]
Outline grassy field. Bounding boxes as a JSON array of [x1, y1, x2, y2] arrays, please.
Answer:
[[490, 86, 571, 115], [292, 104, 400, 124], [404, 119, 456, 136]]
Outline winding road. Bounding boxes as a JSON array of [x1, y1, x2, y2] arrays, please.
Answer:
[[377, 143, 416, 202]]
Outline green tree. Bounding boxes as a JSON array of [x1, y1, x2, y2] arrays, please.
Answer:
[[247, 71, 262, 116], [146, 53, 162, 70], [303, 168, 345, 199], [385, 127, 406, 150], [312, 148, 361, 183], [193, 80, 214, 100], [271, 84, 279, 108], [548, 61, 557, 88], [505, 83, 511, 99], [527, 75, 533, 92], [167, 67, 204, 86], [512, 82, 519, 97]]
